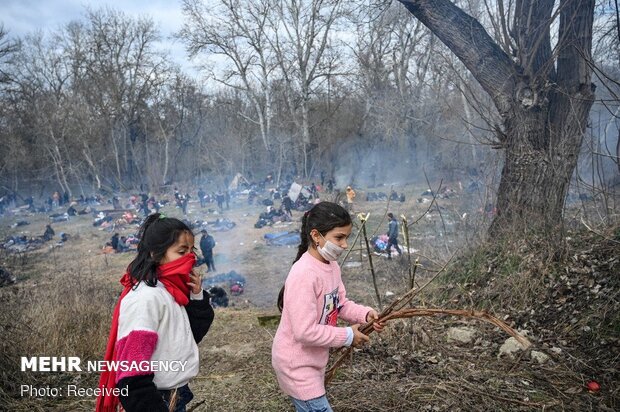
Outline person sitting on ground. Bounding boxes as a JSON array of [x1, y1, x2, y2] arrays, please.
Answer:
[[116, 236, 130, 253], [110, 233, 120, 251], [42, 224, 55, 241], [67, 203, 77, 216]]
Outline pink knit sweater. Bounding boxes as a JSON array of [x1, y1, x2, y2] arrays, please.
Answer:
[[272, 252, 371, 400]]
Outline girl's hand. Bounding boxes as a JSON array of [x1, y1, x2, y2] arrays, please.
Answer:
[[351, 324, 370, 348], [187, 269, 202, 295], [366, 309, 385, 333]]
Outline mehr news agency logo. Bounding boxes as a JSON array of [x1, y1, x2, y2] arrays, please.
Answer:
[[19, 356, 188, 397]]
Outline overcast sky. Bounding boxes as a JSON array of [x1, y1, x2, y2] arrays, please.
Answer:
[[2, 0, 197, 73]]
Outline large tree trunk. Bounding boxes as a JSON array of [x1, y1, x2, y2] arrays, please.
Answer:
[[398, 0, 595, 238]]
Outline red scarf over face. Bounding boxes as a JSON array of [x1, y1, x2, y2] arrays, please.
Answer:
[[96, 252, 196, 412]]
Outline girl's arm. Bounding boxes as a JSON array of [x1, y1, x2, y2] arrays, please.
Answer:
[[186, 290, 215, 343], [116, 294, 167, 411], [117, 373, 167, 412], [286, 271, 349, 348]]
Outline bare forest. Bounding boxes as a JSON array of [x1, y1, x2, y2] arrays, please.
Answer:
[[0, 0, 619, 411]]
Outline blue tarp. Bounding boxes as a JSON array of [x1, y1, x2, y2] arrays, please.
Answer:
[[264, 231, 300, 246]]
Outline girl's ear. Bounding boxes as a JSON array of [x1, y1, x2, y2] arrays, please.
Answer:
[[309, 229, 320, 246]]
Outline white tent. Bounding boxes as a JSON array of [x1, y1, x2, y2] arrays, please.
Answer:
[[288, 182, 311, 202], [228, 173, 250, 190]]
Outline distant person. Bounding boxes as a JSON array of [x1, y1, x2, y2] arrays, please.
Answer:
[[117, 236, 130, 253], [224, 190, 230, 210], [182, 194, 190, 215], [52, 191, 60, 209], [198, 188, 206, 208], [42, 224, 55, 241], [281, 193, 293, 217], [96, 213, 214, 412], [67, 203, 77, 216], [386, 212, 402, 259], [327, 178, 334, 193], [273, 202, 384, 412], [345, 186, 356, 212], [140, 193, 150, 217], [216, 192, 225, 212], [25, 196, 35, 211], [199, 229, 217, 273], [110, 233, 120, 251]]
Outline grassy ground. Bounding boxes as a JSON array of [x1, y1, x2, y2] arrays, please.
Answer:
[[1, 183, 616, 411]]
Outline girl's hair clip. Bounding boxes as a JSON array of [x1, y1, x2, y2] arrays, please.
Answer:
[[159, 213, 166, 220]]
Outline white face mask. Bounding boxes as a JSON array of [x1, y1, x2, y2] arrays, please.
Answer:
[[317, 233, 345, 261]]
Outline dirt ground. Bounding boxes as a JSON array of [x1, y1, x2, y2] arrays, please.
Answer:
[[0, 181, 479, 307], [1, 182, 542, 412]]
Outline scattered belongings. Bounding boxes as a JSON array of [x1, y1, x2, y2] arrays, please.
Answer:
[[10, 220, 30, 228], [207, 286, 229, 308], [206, 218, 236, 232], [255, 207, 291, 228], [370, 234, 416, 258], [366, 192, 388, 202], [203, 271, 246, 305], [49, 212, 69, 223], [93, 212, 113, 227], [1, 235, 44, 253], [264, 231, 300, 246], [371, 234, 389, 252], [203, 271, 246, 290], [103, 233, 139, 254], [0, 267, 16, 287]]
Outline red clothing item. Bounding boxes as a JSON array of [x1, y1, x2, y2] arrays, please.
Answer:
[[96, 253, 196, 412]]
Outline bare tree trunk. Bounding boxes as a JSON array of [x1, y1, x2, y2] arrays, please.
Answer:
[[398, 0, 596, 239], [82, 145, 102, 190], [111, 128, 123, 185]]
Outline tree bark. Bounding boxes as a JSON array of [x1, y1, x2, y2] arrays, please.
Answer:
[[398, 0, 595, 238]]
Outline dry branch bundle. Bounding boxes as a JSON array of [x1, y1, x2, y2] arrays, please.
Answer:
[[325, 270, 532, 386], [325, 307, 531, 384]]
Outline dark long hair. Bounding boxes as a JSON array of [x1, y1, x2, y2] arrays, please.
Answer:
[[128, 213, 193, 286], [277, 202, 352, 312]]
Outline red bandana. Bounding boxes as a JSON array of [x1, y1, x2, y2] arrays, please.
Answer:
[[95, 253, 196, 412]]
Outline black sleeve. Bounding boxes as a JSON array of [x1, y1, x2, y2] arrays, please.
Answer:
[[117, 374, 168, 412], [186, 291, 215, 343]]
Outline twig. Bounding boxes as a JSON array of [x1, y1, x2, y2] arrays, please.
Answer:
[[580, 218, 620, 244], [339, 215, 368, 264], [369, 187, 393, 238], [359, 213, 382, 310], [422, 169, 449, 255], [400, 215, 419, 291], [325, 252, 458, 384], [408, 179, 443, 227]]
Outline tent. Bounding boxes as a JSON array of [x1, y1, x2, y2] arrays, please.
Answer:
[[229, 173, 250, 190], [288, 182, 311, 202]]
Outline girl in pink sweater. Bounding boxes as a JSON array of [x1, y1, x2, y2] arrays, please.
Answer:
[[272, 202, 384, 411]]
